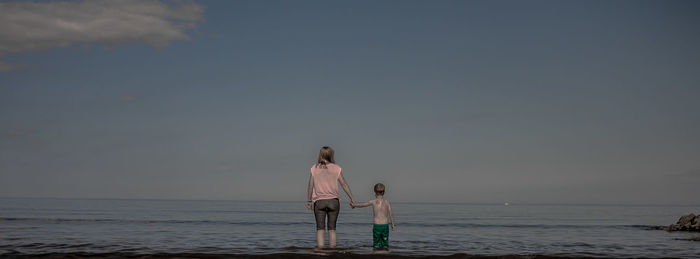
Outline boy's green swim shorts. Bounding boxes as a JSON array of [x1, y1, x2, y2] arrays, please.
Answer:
[[372, 224, 390, 248]]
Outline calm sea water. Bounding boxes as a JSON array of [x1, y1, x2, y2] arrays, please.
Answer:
[[0, 198, 698, 258]]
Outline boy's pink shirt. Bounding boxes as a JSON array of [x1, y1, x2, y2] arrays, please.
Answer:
[[310, 163, 342, 202]]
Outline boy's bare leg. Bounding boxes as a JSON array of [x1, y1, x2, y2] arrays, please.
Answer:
[[329, 230, 337, 248], [316, 230, 325, 248]]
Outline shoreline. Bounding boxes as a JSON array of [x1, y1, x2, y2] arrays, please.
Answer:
[[0, 252, 673, 259]]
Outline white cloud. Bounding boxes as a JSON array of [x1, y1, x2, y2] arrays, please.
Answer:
[[118, 95, 137, 102], [0, 60, 31, 71], [0, 0, 204, 71], [7, 127, 35, 136]]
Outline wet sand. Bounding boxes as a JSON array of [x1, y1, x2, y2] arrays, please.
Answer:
[[0, 252, 649, 259]]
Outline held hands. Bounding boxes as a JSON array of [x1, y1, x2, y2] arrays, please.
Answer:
[[350, 202, 356, 209]]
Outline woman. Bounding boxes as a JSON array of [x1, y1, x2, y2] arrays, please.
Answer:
[[306, 146, 355, 249]]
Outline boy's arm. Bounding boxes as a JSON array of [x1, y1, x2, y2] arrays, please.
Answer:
[[387, 200, 395, 230], [306, 173, 314, 210], [352, 199, 373, 208]]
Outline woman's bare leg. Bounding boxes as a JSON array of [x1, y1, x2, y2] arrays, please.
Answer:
[[329, 230, 337, 248], [316, 230, 325, 248]]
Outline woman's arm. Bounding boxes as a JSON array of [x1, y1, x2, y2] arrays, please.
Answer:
[[306, 173, 314, 210], [338, 172, 355, 203]]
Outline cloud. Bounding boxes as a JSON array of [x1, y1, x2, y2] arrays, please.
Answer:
[[7, 128, 35, 136], [0, 61, 32, 72], [119, 95, 137, 102], [679, 170, 700, 177], [0, 0, 204, 71]]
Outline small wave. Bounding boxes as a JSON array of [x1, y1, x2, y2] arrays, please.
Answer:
[[281, 246, 308, 250], [1, 237, 23, 241], [0, 217, 315, 226], [0, 217, 656, 230], [396, 222, 656, 229], [161, 209, 304, 215], [10, 242, 96, 250], [553, 242, 596, 248], [15, 243, 44, 249], [674, 237, 700, 242], [0, 251, 636, 258], [621, 224, 659, 230], [0, 217, 118, 223]]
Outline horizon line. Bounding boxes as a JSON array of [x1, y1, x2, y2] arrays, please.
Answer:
[[1, 196, 698, 207]]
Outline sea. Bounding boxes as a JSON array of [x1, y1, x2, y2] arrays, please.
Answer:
[[1, 198, 699, 258]]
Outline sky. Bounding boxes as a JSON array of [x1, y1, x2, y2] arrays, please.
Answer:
[[1, 0, 699, 205]]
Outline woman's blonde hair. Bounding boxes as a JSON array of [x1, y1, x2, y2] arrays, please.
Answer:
[[315, 146, 335, 168]]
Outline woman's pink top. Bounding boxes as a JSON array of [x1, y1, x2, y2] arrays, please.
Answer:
[[310, 163, 342, 202]]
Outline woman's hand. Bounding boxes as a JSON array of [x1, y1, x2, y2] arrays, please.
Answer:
[[305, 201, 312, 210]]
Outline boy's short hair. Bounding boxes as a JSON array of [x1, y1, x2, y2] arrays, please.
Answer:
[[374, 183, 385, 195]]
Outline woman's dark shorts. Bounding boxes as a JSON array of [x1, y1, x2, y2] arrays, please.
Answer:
[[313, 198, 340, 230]]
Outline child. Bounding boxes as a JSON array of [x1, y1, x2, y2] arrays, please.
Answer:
[[351, 183, 395, 250]]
